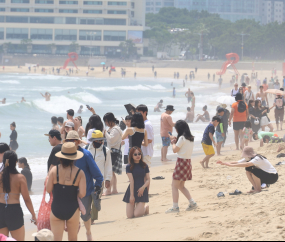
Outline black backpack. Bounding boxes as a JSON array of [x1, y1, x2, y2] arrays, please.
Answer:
[[85, 144, 107, 161], [238, 101, 247, 113]]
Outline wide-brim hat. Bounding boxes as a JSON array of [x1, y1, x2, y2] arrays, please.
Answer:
[[89, 130, 106, 142], [241, 146, 256, 158], [64, 130, 82, 143], [55, 142, 83, 160], [165, 105, 175, 111]]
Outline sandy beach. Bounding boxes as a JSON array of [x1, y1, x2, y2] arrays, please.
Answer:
[[1, 64, 284, 241]]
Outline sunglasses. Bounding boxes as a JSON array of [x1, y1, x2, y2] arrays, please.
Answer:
[[133, 153, 142, 157]]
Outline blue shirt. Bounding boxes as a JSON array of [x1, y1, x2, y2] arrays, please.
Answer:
[[75, 147, 104, 197], [202, 123, 215, 146]]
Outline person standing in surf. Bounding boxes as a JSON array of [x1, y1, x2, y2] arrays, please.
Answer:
[[185, 89, 191, 103], [40, 92, 51, 101], [9, 122, 18, 152]]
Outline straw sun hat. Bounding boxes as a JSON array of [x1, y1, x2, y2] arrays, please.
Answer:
[[55, 142, 83, 160]]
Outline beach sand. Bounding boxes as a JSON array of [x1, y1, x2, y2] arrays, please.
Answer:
[[7, 64, 283, 240]]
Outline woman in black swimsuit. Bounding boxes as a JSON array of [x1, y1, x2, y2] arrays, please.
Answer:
[[0, 151, 37, 241], [47, 142, 86, 241], [9, 122, 18, 152]]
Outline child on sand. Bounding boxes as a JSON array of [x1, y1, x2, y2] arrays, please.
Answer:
[[242, 121, 253, 149], [200, 116, 221, 168]]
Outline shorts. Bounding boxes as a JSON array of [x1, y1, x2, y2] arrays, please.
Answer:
[[215, 131, 224, 143], [260, 116, 270, 127], [202, 143, 215, 156], [173, 158, 192, 181], [161, 137, 171, 147], [246, 167, 278, 185], [275, 108, 284, 124], [233, 122, 245, 131], [80, 195, 92, 222], [143, 155, 152, 168], [0, 203, 24, 231], [124, 155, 129, 165]]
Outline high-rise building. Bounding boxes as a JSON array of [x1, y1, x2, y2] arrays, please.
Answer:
[[0, 0, 145, 55], [146, 0, 285, 24]]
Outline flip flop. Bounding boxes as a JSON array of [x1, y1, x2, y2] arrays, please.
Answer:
[[229, 189, 242, 195], [152, 176, 165, 180], [217, 192, 225, 198], [277, 153, 285, 158], [276, 162, 282, 166]]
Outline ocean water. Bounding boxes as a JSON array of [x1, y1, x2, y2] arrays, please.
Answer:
[[0, 73, 229, 184]]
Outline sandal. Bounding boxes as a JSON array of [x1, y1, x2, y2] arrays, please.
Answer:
[[229, 189, 242, 195], [152, 176, 165, 180]]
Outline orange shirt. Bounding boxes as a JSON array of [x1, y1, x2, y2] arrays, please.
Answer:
[[232, 101, 248, 122]]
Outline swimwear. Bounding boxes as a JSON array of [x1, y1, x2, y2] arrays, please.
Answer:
[[51, 165, 81, 221], [129, 128, 145, 149]]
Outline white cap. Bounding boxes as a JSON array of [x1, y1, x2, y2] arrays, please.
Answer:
[[32, 229, 54, 241], [65, 121, 74, 128]]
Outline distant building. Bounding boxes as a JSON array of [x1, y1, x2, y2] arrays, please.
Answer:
[[146, 0, 285, 24], [0, 0, 145, 55]]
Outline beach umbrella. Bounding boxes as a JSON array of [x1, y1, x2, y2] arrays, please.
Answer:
[[216, 96, 236, 105], [124, 104, 136, 115], [101, 62, 105, 65], [265, 89, 285, 95]]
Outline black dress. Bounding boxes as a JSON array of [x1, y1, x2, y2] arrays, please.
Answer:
[[9, 130, 18, 151], [21, 167, 33, 191], [129, 129, 145, 149], [123, 164, 149, 204]]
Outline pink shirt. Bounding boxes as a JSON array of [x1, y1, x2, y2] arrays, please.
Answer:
[[160, 113, 174, 137]]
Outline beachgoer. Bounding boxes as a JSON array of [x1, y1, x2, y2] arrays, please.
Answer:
[[213, 74, 215, 82], [134, 72, 137, 78], [195, 105, 210, 122], [244, 85, 255, 104], [20, 97, 26, 103], [57, 117, 64, 129], [258, 101, 274, 132], [85, 114, 104, 144], [174, 72, 176, 79], [122, 115, 132, 165], [9, 122, 18, 152], [185, 107, 194, 123], [136, 104, 154, 170], [46, 143, 86, 241], [40, 92, 51, 101], [160, 105, 175, 162], [0, 151, 37, 241], [263, 79, 269, 91], [238, 87, 244, 100], [154, 100, 164, 112], [200, 116, 221, 169], [218, 147, 278, 194], [0, 143, 10, 173], [274, 93, 285, 130], [122, 113, 148, 151], [216, 108, 225, 156], [166, 120, 197, 214], [61, 109, 80, 139], [78, 105, 83, 114], [51, 116, 59, 131], [253, 131, 277, 147], [185, 88, 191, 103], [218, 104, 230, 146], [87, 130, 112, 225], [103, 113, 123, 195], [173, 87, 176, 98], [228, 93, 248, 150], [242, 121, 253, 149], [154, 71, 157, 78], [123, 147, 150, 218], [218, 76, 222, 88], [195, 67, 197, 73], [208, 73, 210, 81], [18, 157, 32, 191], [65, 131, 103, 241], [0, 98, 6, 104], [190, 92, 195, 113], [256, 86, 268, 107], [177, 72, 179, 79], [45, 130, 62, 173], [231, 83, 239, 97]]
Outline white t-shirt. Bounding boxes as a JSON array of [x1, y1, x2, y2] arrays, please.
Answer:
[[87, 129, 95, 144], [0, 163, 3, 172], [238, 156, 277, 174], [141, 120, 154, 157], [244, 90, 254, 101], [231, 89, 239, 97], [123, 138, 129, 156], [176, 136, 194, 159]]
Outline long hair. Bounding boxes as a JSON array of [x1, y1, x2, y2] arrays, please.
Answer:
[[128, 147, 146, 171], [255, 100, 261, 109], [60, 158, 74, 168], [18, 157, 30, 170], [0, 151, 19, 193], [248, 100, 254, 109], [85, 114, 104, 137], [103, 113, 119, 125], [175, 120, 194, 143], [131, 112, 145, 129]]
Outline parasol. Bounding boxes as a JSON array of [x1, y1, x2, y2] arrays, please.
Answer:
[[216, 96, 236, 105], [265, 89, 285, 95], [124, 103, 136, 115]]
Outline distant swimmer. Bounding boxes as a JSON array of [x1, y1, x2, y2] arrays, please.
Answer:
[[185, 107, 194, 123], [0, 98, 6, 104], [21, 97, 26, 103], [154, 100, 164, 112], [78, 105, 83, 114], [40, 92, 51, 101], [185, 88, 191, 103]]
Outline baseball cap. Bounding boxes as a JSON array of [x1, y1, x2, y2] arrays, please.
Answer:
[[67, 109, 74, 116], [217, 108, 224, 113], [44, 130, 61, 140], [89, 130, 106, 142], [32, 229, 54, 241], [65, 122, 74, 128]]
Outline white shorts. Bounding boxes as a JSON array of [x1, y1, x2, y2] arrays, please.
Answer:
[[143, 156, 152, 168], [261, 116, 270, 127]]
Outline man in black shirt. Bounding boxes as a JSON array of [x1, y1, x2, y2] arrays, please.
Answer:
[[45, 130, 62, 173]]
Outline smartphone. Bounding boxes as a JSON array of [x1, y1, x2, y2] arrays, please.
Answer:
[[86, 105, 90, 110], [168, 132, 172, 136]]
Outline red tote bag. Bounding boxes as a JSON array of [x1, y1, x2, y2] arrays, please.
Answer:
[[37, 177, 53, 231]]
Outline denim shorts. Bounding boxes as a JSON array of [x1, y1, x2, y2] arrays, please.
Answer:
[[162, 137, 171, 147]]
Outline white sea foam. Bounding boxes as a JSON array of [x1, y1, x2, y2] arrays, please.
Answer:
[[86, 84, 151, 92], [0, 80, 20, 84], [21, 195, 43, 215], [33, 96, 83, 114], [146, 84, 166, 90], [70, 92, 102, 104]]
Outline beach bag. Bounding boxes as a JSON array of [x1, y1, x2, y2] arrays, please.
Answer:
[[37, 177, 52, 231], [276, 98, 284, 110], [238, 101, 247, 113]]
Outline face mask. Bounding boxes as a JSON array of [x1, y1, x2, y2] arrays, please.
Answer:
[[93, 142, 102, 149]]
